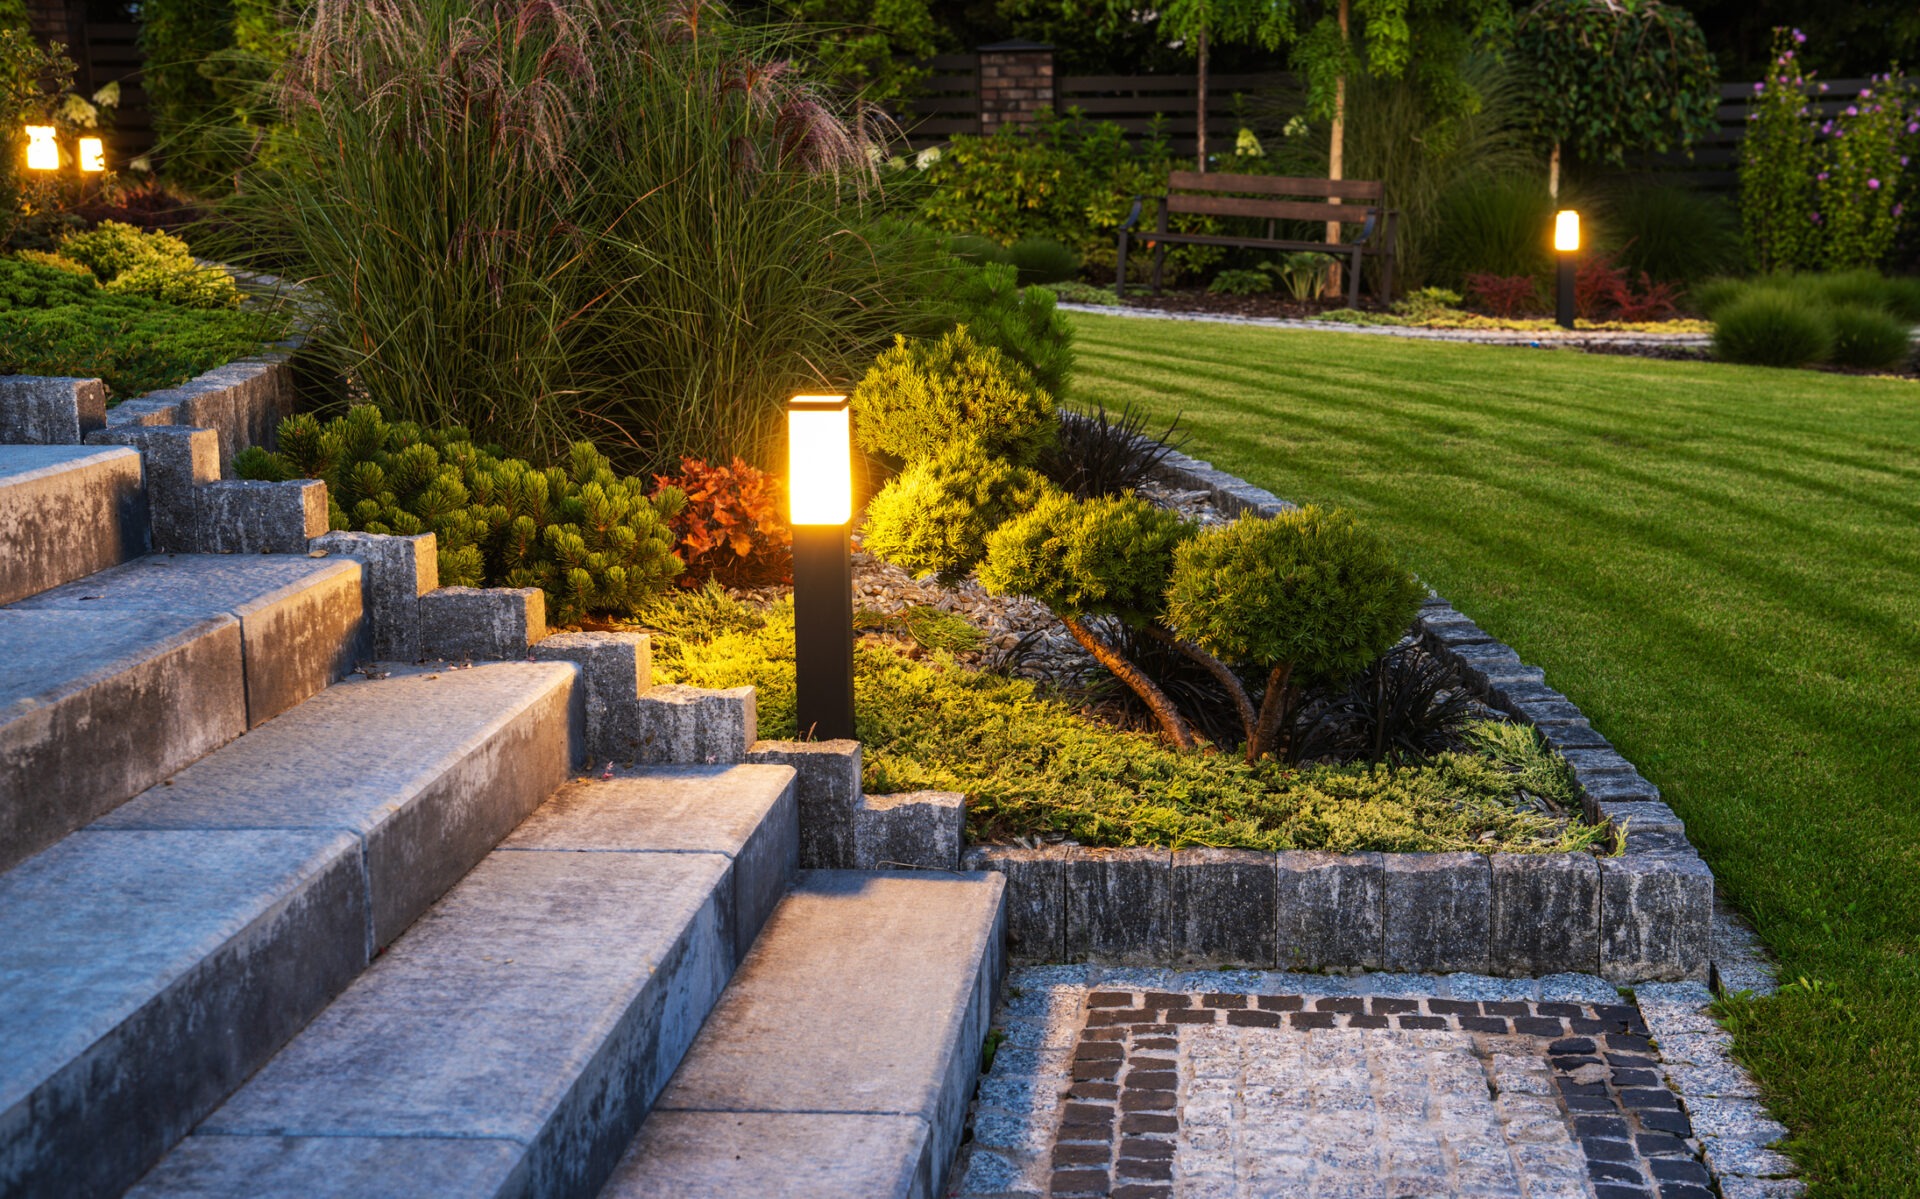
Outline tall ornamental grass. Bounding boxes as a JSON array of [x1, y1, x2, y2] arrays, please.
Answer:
[[213, 0, 941, 470]]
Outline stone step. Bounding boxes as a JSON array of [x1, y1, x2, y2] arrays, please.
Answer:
[[1, 553, 366, 874], [0, 662, 576, 1199], [603, 870, 1008, 1199], [127, 764, 800, 1199], [0, 444, 145, 605]]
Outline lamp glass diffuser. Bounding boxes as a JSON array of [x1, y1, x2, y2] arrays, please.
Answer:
[[1553, 209, 1581, 253], [25, 126, 58, 171], [78, 137, 105, 173], [787, 395, 851, 526]]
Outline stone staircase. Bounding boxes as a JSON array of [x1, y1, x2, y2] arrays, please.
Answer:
[[0, 372, 1006, 1199]]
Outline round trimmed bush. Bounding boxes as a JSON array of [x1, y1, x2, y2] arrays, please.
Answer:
[[851, 327, 1055, 466], [978, 491, 1194, 624], [948, 234, 1006, 268], [1165, 506, 1424, 682], [1006, 236, 1080, 286], [1711, 290, 1833, 368], [1688, 276, 1746, 320], [1825, 304, 1914, 370], [861, 438, 1056, 583]]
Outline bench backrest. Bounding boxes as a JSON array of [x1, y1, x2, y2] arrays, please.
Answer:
[[1163, 171, 1384, 223]]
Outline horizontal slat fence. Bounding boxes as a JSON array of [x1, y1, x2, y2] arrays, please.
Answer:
[[1633, 78, 1902, 190]]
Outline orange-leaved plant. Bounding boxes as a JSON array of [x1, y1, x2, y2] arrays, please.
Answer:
[[651, 456, 791, 587]]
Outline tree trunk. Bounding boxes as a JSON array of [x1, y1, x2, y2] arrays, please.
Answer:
[[1548, 140, 1561, 201], [1144, 625, 1257, 754], [1324, 0, 1350, 295], [1249, 661, 1297, 762], [1195, 27, 1209, 172], [1063, 616, 1196, 750]]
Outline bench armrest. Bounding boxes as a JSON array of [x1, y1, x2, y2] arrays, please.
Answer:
[[1119, 195, 1148, 233]]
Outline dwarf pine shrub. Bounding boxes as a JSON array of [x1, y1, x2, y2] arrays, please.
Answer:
[[57, 221, 241, 309], [979, 491, 1194, 624], [861, 437, 1056, 584], [947, 261, 1075, 399], [235, 406, 682, 624], [852, 326, 1056, 466]]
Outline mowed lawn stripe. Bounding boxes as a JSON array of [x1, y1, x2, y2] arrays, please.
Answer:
[[1068, 311, 1920, 1197]]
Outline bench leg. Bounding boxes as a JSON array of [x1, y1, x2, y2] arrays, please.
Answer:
[[1152, 242, 1167, 294], [1116, 232, 1130, 300], [1347, 247, 1362, 307], [1378, 251, 1395, 306]]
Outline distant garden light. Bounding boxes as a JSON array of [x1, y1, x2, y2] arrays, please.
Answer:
[[25, 125, 58, 171], [787, 394, 856, 741], [1553, 209, 1580, 330], [79, 137, 106, 173]]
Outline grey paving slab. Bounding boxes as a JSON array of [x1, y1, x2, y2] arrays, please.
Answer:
[[178, 850, 734, 1199], [502, 764, 798, 962], [602, 1111, 932, 1199], [0, 826, 367, 1199], [0, 607, 245, 872], [645, 870, 1006, 1199], [126, 1135, 528, 1199], [97, 662, 576, 948], [0, 444, 145, 605], [15, 553, 365, 726]]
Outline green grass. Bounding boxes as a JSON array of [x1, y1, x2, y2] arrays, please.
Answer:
[[1068, 311, 1920, 1196]]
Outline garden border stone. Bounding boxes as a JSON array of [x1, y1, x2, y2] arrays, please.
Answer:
[[950, 447, 1716, 983]]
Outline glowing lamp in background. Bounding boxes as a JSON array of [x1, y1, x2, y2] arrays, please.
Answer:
[[787, 395, 852, 526], [1553, 209, 1580, 330], [79, 137, 105, 173], [25, 126, 58, 171], [1553, 209, 1581, 253], [787, 394, 856, 741]]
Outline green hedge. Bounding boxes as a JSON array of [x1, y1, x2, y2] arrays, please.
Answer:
[[0, 291, 285, 398]]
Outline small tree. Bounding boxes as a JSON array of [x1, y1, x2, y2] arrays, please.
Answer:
[[1165, 506, 1424, 762], [979, 492, 1201, 748], [1512, 0, 1719, 199]]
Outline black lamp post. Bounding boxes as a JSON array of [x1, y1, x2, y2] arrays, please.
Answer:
[[1554, 208, 1580, 330], [787, 394, 855, 741]]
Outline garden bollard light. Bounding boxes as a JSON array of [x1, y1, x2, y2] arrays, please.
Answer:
[[1554, 209, 1580, 330], [79, 137, 105, 173], [25, 125, 58, 171], [788, 393, 856, 741]]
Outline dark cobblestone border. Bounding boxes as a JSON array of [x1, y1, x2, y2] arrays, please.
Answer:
[[962, 449, 1716, 984]]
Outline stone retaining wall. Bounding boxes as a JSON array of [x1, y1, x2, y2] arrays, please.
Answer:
[[960, 449, 1715, 984]]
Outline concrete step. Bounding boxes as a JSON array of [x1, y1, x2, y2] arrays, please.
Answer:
[[127, 764, 800, 1199], [0, 663, 576, 1199], [0, 553, 366, 874], [603, 871, 1008, 1199], [0, 444, 145, 605]]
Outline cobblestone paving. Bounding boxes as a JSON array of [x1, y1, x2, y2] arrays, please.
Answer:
[[950, 961, 1799, 1199]]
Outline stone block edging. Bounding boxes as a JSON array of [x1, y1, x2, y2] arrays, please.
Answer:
[[956, 449, 1714, 984]]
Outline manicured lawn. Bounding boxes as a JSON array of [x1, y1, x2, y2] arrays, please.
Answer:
[[1069, 312, 1920, 1197]]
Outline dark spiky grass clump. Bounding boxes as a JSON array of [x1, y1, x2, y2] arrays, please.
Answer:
[[1038, 401, 1187, 499], [205, 0, 947, 472]]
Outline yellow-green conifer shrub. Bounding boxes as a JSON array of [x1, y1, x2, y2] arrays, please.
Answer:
[[861, 437, 1056, 584], [235, 406, 683, 624], [851, 325, 1055, 466]]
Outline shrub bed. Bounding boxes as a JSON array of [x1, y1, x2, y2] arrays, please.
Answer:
[[643, 586, 1607, 856]]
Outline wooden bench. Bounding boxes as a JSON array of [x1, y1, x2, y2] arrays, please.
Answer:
[[1116, 172, 1398, 307]]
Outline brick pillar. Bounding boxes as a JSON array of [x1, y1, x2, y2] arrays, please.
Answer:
[[976, 39, 1055, 133]]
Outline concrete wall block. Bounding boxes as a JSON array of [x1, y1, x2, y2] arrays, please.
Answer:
[[418, 585, 546, 661], [1601, 800, 1685, 834], [963, 845, 1065, 963], [1563, 747, 1637, 777], [1537, 721, 1611, 751], [1580, 770, 1661, 805], [0, 445, 147, 604], [0, 376, 106, 443], [744, 739, 861, 869], [1490, 853, 1601, 976], [1383, 852, 1492, 975], [1276, 851, 1385, 972], [854, 791, 965, 871], [1170, 848, 1278, 967], [1600, 852, 1713, 982], [1487, 680, 1567, 720], [531, 631, 651, 765], [113, 357, 295, 472], [628, 684, 757, 765], [87, 426, 219, 553], [1417, 610, 1494, 648], [310, 531, 438, 661], [195, 479, 328, 554], [1065, 847, 1171, 964]]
